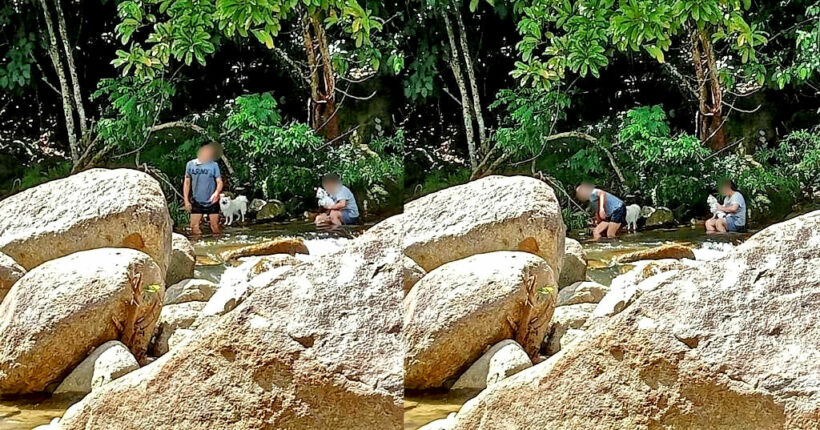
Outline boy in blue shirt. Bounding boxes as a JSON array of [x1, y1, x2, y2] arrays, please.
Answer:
[[576, 182, 626, 239], [315, 173, 360, 227], [183, 143, 223, 235]]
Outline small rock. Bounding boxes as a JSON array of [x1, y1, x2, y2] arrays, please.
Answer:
[[256, 200, 285, 221], [55, 341, 139, 395], [559, 238, 587, 288], [249, 198, 266, 212], [248, 254, 301, 277], [544, 304, 595, 355], [0, 251, 25, 303], [150, 302, 206, 356], [166, 233, 195, 286], [644, 206, 675, 227], [164, 278, 218, 305], [452, 340, 532, 390], [402, 256, 426, 296], [557, 281, 608, 306]]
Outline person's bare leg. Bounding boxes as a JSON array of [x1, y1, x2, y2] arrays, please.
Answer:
[[716, 218, 728, 233], [705, 218, 715, 232], [208, 214, 221, 234], [329, 210, 343, 226], [315, 214, 331, 226], [593, 222, 609, 239], [190, 214, 203, 235], [606, 222, 622, 238]]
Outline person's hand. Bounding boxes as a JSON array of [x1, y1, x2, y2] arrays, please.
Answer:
[[184, 200, 192, 212], [209, 192, 220, 204]]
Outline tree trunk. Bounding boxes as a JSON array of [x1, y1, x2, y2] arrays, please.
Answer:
[[443, 11, 478, 170], [38, 0, 79, 163], [691, 28, 727, 150], [453, 2, 487, 148], [53, 0, 87, 140], [302, 12, 340, 141]]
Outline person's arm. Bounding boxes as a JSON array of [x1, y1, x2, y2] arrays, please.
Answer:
[[328, 199, 347, 210], [719, 203, 739, 213], [597, 191, 607, 221], [183, 165, 192, 211], [210, 177, 224, 204]]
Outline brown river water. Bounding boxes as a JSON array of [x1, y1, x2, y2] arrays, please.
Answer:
[[0, 223, 745, 429]]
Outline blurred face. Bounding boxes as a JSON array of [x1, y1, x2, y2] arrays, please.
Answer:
[[322, 180, 339, 193], [576, 184, 592, 202], [198, 145, 214, 162], [719, 183, 733, 197]]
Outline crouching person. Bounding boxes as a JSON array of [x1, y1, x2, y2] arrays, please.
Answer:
[[315, 174, 360, 227], [576, 182, 626, 239], [706, 179, 747, 233]]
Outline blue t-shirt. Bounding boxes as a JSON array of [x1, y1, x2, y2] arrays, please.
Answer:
[[185, 159, 221, 205], [333, 185, 359, 219], [724, 191, 746, 226], [589, 188, 624, 217]]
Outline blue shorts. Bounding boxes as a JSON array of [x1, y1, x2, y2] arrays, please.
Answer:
[[726, 216, 743, 232], [341, 212, 360, 225]]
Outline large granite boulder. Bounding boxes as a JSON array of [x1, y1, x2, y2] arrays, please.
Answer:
[[166, 233, 195, 285], [0, 248, 164, 394], [54, 341, 139, 395], [0, 251, 25, 303], [452, 211, 820, 429], [0, 168, 172, 274], [404, 251, 557, 390], [397, 175, 565, 275], [59, 231, 403, 429], [558, 238, 587, 288]]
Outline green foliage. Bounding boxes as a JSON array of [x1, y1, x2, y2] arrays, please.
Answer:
[[92, 77, 177, 152], [18, 162, 72, 191], [769, 2, 820, 88], [486, 0, 768, 89], [491, 87, 572, 159], [411, 167, 471, 198], [0, 29, 34, 91], [756, 127, 820, 195], [113, 0, 386, 78]]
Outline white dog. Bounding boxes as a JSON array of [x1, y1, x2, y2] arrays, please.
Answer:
[[707, 195, 726, 219], [316, 187, 334, 209], [624, 204, 642, 232], [220, 194, 248, 225]]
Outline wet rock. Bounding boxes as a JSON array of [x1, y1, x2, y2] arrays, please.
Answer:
[[59, 231, 403, 429], [559, 238, 587, 288], [0, 248, 163, 394], [404, 251, 557, 390], [452, 211, 820, 429], [0, 168, 172, 274], [614, 243, 695, 264], [0, 251, 24, 303], [419, 413, 456, 430], [150, 302, 206, 356], [644, 206, 675, 227], [248, 198, 266, 213], [256, 200, 285, 221], [544, 303, 595, 356], [557, 281, 608, 306], [452, 340, 532, 390], [166, 233, 195, 286], [403, 256, 426, 296], [54, 341, 139, 395], [396, 175, 565, 275], [164, 279, 218, 305], [220, 237, 308, 262]]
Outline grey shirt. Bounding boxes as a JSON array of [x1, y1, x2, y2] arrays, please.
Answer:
[[333, 185, 359, 219], [724, 191, 746, 226], [589, 188, 624, 217], [185, 159, 221, 205]]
